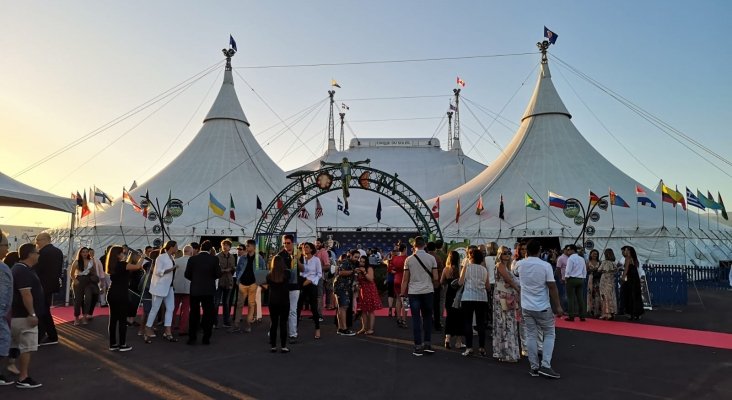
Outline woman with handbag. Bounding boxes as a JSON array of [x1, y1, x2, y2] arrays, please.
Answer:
[[458, 248, 490, 357], [492, 246, 521, 362], [441, 251, 464, 349], [70, 247, 98, 326]]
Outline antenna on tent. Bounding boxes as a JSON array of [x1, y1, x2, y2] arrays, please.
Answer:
[[327, 90, 337, 152], [537, 40, 550, 64], [451, 89, 462, 154], [446, 111, 454, 150], [339, 111, 346, 151]]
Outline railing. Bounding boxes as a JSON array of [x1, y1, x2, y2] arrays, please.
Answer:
[[637, 264, 730, 306]]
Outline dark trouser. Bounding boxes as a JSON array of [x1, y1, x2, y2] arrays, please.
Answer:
[[269, 304, 289, 347], [214, 287, 232, 325], [73, 277, 94, 317], [108, 291, 128, 347], [566, 277, 587, 318], [189, 295, 215, 342], [297, 283, 321, 329], [461, 301, 487, 349], [408, 292, 434, 347], [38, 290, 58, 341], [433, 285, 443, 328]]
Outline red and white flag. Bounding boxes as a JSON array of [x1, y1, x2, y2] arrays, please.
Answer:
[[315, 199, 323, 219], [431, 197, 440, 219], [456, 76, 466, 88]]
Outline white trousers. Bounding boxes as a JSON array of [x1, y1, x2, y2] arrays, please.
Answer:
[[147, 289, 175, 328], [288, 290, 300, 337]]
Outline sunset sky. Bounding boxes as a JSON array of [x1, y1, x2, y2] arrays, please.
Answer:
[[1, 1, 730, 228]]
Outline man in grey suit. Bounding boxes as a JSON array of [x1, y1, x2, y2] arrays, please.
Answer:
[[185, 241, 221, 345]]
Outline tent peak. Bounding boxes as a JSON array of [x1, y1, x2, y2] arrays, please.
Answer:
[[203, 51, 250, 125], [520, 58, 571, 122]]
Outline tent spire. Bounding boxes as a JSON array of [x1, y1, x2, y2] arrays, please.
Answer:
[[451, 89, 462, 154], [339, 111, 346, 151], [446, 111, 454, 150], [204, 48, 250, 125], [327, 90, 337, 152], [537, 39, 550, 64]]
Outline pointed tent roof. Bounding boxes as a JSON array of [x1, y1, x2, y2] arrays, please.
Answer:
[[0, 171, 76, 213], [90, 55, 286, 230]]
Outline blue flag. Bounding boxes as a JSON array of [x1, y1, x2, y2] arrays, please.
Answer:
[[229, 35, 237, 52], [686, 188, 705, 210], [376, 198, 382, 222], [544, 26, 558, 44]]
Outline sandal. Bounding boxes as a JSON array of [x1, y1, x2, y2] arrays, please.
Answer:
[[478, 348, 487, 357], [163, 334, 179, 343], [364, 330, 374, 336], [143, 335, 152, 344]]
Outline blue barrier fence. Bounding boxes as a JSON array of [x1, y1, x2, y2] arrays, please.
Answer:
[[638, 264, 730, 307]]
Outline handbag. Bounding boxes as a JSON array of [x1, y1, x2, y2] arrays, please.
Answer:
[[499, 290, 517, 311], [452, 284, 464, 309]]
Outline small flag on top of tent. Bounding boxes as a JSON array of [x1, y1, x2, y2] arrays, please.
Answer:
[[376, 198, 382, 222], [525, 193, 541, 210], [81, 190, 91, 218], [499, 194, 505, 220], [331, 79, 341, 88], [229, 195, 236, 221], [475, 194, 484, 215], [337, 197, 350, 216], [718, 192, 728, 220], [685, 188, 705, 210], [315, 198, 323, 219], [635, 185, 656, 208], [455, 198, 461, 224], [589, 191, 601, 207], [609, 190, 630, 208], [456, 76, 466, 88], [209, 193, 226, 216], [229, 35, 237, 52], [548, 191, 567, 209], [122, 188, 142, 213], [431, 197, 440, 219], [544, 26, 558, 44]]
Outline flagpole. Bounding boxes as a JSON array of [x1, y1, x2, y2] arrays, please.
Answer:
[[120, 187, 125, 226], [675, 204, 678, 229], [685, 204, 690, 230], [661, 197, 665, 229], [525, 205, 528, 229], [610, 201, 615, 229], [635, 198, 639, 230], [207, 204, 210, 230]]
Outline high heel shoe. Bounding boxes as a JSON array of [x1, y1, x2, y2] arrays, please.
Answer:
[[163, 334, 178, 342], [143, 335, 152, 344]]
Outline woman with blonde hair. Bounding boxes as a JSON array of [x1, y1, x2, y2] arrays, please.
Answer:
[[492, 246, 521, 362]]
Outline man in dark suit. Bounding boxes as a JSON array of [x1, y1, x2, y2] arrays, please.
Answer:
[[34, 233, 63, 345], [185, 241, 221, 345]]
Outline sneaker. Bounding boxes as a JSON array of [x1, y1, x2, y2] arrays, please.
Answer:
[[422, 345, 435, 354], [15, 377, 42, 389], [538, 367, 561, 379], [270, 347, 277, 353], [461, 348, 473, 357], [39, 338, 59, 346], [412, 348, 424, 357], [118, 345, 133, 352], [109, 345, 120, 351], [281, 347, 290, 353], [529, 368, 540, 377], [244, 327, 252, 333], [339, 329, 356, 337], [0, 375, 14, 386]]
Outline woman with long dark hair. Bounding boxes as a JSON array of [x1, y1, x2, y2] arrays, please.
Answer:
[[458, 248, 490, 357], [70, 247, 98, 326], [441, 250, 464, 349], [586, 249, 602, 318], [621, 246, 644, 320], [297, 242, 322, 340], [598, 249, 618, 320], [267, 255, 291, 353], [355, 255, 381, 335], [106, 246, 144, 351]]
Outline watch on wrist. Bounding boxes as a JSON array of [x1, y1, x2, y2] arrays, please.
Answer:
[[30, 313, 36, 317]]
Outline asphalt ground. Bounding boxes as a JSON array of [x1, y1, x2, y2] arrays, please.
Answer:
[[2, 289, 730, 400]]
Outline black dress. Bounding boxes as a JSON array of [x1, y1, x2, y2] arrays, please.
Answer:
[[444, 276, 464, 336], [621, 262, 644, 318]]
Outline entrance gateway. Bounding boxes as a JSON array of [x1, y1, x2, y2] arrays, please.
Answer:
[[253, 158, 442, 255]]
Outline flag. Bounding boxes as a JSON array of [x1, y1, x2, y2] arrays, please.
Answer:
[[431, 197, 440, 219], [342, 103, 350, 110], [707, 190, 722, 210], [475, 194, 484, 215], [455, 198, 461, 224], [129, 180, 138, 191], [122, 188, 142, 213], [229, 194, 236, 221], [376, 198, 382, 222], [256, 195, 264, 216], [609, 190, 630, 208], [229, 35, 237, 52], [297, 199, 309, 219], [81, 190, 91, 218], [675, 185, 687, 210], [548, 191, 567, 209], [165, 189, 172, 218], [337, 197, 350, 216], [697, 190, 715, 210], [142, 190, 149, 218], [635, 185, 657, 208], [449, 102, 457, 111], [456, 76, 466, 88], [589, 191, 601, 207], [209, 193, 226, 216], [685, 188, 705, 210], [276, 198, 289, 215], [544, 26, 558, 44], [499, 194, 505, 220], [525, 193, 540, 210], [75, 191, 83, 207], [315, 198, 323, 219], [659, 181, 686, 210], [331, 79, 341, 88], [718, 192, 728, 220], [94, 187, 113, 205]]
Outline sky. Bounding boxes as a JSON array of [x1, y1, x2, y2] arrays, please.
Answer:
[[1, 0, 730, 228]]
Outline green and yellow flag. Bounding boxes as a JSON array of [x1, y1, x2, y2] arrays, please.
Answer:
[[525, 193, 541, 210]]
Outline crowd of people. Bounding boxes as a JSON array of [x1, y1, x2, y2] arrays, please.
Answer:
[[0, 227, 647, 389]]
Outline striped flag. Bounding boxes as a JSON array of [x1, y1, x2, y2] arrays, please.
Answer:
[[475, 194, 484, 215], [431, 197, 440, 219], [122, 188, 142, 213], [609, 190, 630, 208], [229, 195, 236, 221], [636, 185, 657, 208], [315, 198, 323, 219], [589, 191, 601, 207], [685, 188, 705, 210], [548, 191, 567, 209], [456, 76, 466, 88], [297, 199, 309, 219], [209, 193, 226, 216]]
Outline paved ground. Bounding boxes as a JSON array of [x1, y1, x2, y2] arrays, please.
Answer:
[[3, 289, 731, 400]]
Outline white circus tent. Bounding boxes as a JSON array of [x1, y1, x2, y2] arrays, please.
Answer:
[[434, 53, 732, 265]]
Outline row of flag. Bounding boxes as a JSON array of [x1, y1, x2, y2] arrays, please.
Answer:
[[71, 186, 116, 219]]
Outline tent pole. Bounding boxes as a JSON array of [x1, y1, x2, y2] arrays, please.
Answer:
[[661, 198, 665, 229], [65, 212, 76, 306]]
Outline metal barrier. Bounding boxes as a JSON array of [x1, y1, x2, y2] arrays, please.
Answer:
[[637, 264, 730, 307]]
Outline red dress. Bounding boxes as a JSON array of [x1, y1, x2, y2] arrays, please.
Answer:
[[357, 272, 383, 312]]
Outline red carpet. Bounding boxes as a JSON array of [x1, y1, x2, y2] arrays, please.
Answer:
[[52, 306, 732, 350]]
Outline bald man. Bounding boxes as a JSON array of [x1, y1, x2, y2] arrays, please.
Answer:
[[34, 233, 63, 345]]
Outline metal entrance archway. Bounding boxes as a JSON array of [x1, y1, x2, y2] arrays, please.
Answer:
[[253, 159, 442, 252]]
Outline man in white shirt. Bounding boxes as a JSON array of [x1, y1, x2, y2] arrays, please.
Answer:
[[564, 244, 587, 322], [516, 239, 563, 379], [400, 236, 439, 357]]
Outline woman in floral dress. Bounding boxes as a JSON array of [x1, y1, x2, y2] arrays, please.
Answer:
[[586, 249, 602, 318], [598, 249, 618, 320], [492, 246, 521, 362], [355, 256, 382, 334]]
